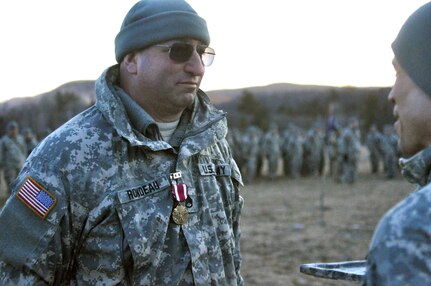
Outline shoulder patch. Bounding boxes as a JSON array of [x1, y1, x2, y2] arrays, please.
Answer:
[[17, 176, 57, 219]]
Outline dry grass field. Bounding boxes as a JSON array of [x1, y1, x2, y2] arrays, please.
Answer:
[[240, 152, 412, 285]]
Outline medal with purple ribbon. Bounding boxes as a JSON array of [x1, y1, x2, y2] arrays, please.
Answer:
[[170, 172, 189, 225], [171, 183, 188, 202]]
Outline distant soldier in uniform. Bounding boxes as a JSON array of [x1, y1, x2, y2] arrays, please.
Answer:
[[0, 121, 26, 195], [350, 117, 361, 141], [0, 1, 244, 285], [337, 126, 360, 184], [301, 129, 320, 177], [227, 128, 243, 170], [263, 124, 281, 179], [243, 126, 261, 183], [290, 129, 305, 179], [326, 129, 339, 179], [365, 125, 383, 174], [256, 131, 265, 179], [22, 127, 39, 156], [379, 125, 399, 179], [388, 126, 401, 159], [365, 2, 431, 284], [282, 127, 304, 179]]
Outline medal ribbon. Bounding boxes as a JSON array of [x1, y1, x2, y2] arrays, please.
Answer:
[[171, 183, 188, 202]]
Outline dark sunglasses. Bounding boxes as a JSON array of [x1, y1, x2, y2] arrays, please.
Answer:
[[154, 43, 216, 66]]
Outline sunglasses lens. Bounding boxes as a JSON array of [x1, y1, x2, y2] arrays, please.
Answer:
[[201, 47, 215, 66], [169, 43, 194, 63], [165, 43, 215, 66]]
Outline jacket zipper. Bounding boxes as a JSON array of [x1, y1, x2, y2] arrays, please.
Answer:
[[184, 113, 226, 138]]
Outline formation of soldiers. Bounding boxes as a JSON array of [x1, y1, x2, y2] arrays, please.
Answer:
[[229, 122, 400, 184], [0, 119, 400, 192], [0, 121, 39, 195], [365, 124, 400, 179]]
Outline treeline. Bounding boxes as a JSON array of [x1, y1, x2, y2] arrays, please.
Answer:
[[0, 80, 95, 138], [0, 81, 393, 138], [217, 85, 393, 135]]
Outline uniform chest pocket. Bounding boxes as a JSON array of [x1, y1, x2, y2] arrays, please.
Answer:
[[196, 162, 236, 213], [115, 177, 172, 270]]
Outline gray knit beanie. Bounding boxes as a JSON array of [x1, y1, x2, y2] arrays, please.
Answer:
[[115, 0, 210, 63], [392, 1, 431, 96]]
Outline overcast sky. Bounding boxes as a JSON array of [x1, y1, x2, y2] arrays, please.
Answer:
[[0, 0, 429, 103]]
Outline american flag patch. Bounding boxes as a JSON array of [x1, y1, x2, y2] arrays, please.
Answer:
[[17, 177, 57, 219]]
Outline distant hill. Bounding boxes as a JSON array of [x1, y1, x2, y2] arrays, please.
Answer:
[[0, 80, 393, 138]]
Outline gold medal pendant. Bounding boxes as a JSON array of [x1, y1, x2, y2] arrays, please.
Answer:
[[172, 204, 189, 225], [170, 172, 189, 225]]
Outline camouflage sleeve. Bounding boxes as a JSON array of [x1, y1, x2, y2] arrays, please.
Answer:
[[365, 236, 431, 285], [0, 158, 68, 285], [364, 186, 431, 286]]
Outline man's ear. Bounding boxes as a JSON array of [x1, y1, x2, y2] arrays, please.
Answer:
[[122, 52, 138, 74]]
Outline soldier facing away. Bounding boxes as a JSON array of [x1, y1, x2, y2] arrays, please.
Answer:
[[0, 1, 244, 285], [262, 124, 281, 180], [365, 125, 383, 174], [364, 2, 431, 284], [22, 127, 39, 156], [0, 121, 27, 195]]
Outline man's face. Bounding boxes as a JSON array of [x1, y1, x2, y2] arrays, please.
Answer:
[[127, 38, 206, 121], [388, 58, 431, 156]]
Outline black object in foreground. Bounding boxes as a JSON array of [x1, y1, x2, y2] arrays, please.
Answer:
[[300, 260, 366, 283]]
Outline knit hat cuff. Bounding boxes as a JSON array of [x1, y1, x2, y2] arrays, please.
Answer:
[[115, 11, 209, 63]]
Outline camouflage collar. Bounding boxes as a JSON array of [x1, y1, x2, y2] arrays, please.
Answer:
[[94, 65, 226, 152], [399, 145, 431, 187], [95, 66, 152, 147], [114, 85, 161, 141]]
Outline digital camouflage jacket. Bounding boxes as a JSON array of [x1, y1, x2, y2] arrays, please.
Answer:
[[364, 145, 431, 285], [0, 66, 244, 286]]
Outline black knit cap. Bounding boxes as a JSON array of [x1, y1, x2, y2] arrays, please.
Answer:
[[115, 0, 210, 63], [392, 1, 431, 96]]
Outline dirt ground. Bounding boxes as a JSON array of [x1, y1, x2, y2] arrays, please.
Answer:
[[240, 152, 412, 285]]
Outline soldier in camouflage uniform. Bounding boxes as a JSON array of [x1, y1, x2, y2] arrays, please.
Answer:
[[379, 125, 399, 179], [22, 127, 39, 156], [364, 2, 431, 284], [326, 129, 339, 180], [227, 128, 244, 173], [0, 121, 27, 195], [281, 128, 293, 177], [365, 125, 383, 174], [301, 129, 321, 177], [0, 1, 244, 285], [282, 128, 304, 179], [337, 126, 360, 184], [242, 126, 261, 183], [262, 124, 281, 179]]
